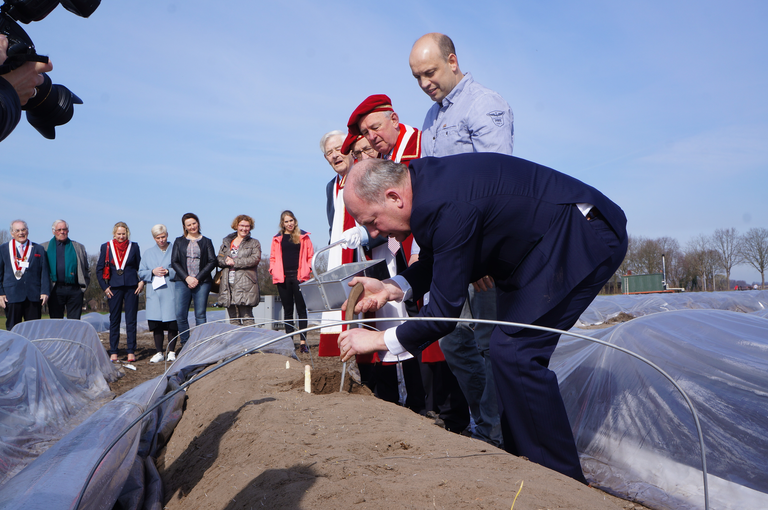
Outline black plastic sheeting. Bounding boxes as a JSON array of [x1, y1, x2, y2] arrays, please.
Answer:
[[554, 309, 768, 510], [0, 320, 296, 509]]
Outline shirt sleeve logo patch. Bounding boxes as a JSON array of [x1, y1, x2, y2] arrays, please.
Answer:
[[487, 110, 505, 127]]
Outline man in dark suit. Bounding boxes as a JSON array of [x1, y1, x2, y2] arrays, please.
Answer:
[[338, 154, 628, 482], [0, 220, 50, 330]]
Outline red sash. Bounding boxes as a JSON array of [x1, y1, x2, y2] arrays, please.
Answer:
[[391, 123, 421, 164]]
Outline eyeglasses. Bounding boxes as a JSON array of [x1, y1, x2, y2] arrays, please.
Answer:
[[324, 146, 343, 158], [13, 228, 29, 233], [352, 146, 377, 159], [55, 228, 69, 233]]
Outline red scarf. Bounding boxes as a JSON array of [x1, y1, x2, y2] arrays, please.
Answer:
[[336, 176, 356, 265], [113, 239, 129, 260], [103, 239, 129, 281]]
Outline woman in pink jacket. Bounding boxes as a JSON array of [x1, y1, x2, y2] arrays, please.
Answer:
[[269, 210, 314, 353]]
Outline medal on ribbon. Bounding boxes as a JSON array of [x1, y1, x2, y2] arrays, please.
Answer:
[[10, 240, 30, 280], [109, 240, 132, 277]]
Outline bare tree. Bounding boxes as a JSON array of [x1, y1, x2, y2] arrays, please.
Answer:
[[678, 251, 702, 291], [686, 235, 720, 291], [257, 256, 278, 295], [84, 254, 106, 311], [712, 228, 742, 289], [635, 237, 663, 274], [0, 229, 10, 244], [702, 249, 722, 291], [741, 227, 768, 289], [618, 234, 640, 276]]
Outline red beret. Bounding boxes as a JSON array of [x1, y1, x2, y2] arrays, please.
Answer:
[[341, 94, 394, 154], [341, 133, 362, 156]]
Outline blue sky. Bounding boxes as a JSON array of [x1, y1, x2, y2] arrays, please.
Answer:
[[2, 0, 767, 282]]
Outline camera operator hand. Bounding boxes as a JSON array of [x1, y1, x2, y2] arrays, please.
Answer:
[[0, 34, 53, 105]]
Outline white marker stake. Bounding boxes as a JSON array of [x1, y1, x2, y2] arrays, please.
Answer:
[[304, 365, 311, 393], [285, 360, 290, 369]]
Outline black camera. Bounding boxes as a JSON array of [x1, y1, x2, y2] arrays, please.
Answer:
[[0, 0, 100, 139]]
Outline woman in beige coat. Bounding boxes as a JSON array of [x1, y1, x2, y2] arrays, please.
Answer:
[[217, 214, 261, 325]]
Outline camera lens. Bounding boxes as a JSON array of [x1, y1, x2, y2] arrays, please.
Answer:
[[23, 73, 83, 139]]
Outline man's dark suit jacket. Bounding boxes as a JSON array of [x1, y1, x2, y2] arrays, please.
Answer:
[[397, 153, 627, 354], [96, 242, 142, 290], [0, 242, 50, 302]]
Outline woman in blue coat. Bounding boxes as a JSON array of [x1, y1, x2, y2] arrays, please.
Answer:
[[139, 224, 179, 363]]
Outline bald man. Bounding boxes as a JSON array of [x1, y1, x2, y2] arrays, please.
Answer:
[[338, 154, 628, 482], [408, 32, 515, 447], [409, 33, 513, 156]]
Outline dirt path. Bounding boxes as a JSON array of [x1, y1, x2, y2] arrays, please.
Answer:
[[103, 328, 648, 510]]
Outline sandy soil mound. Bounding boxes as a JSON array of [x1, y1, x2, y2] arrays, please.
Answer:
[[155, 351, 639, 510]]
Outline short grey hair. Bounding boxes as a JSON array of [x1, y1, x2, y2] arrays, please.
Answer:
[[151, 224, 168, 237], [51, 219, 69, 230], [10, 219, 28, 232], [320, 130, 345, 153], [351, 159, 408, 203]]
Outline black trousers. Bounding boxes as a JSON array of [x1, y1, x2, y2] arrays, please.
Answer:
[[372, 357, 427, 414], [419, 358, 470, 433], [491, 214, 627, 483], [5, 299, 42, 331], [49, 283, 84, 319], [107, 285, 139, 355], [277, 273, 308, 341]]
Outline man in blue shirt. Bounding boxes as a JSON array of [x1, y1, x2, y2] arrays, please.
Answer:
[[408, 33, 515, 448], [410, 33, 513, 157]]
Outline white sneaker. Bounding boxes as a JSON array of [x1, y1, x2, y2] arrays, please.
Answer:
[[150, 352, 164, 363], [167, 351, 176, 362]]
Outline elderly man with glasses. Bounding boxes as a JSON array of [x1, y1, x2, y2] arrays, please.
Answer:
[[40, 220, 90, 319], [0, 220, 50, 330]]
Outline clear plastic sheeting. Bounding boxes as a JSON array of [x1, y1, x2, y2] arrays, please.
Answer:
[[0, 321, 297, 510], [553, 309, 768, 510], [577, 290, 768, 326], [0, 331, 115, 486], [177, 320, 298, 364], [81, 312, 109, 332], [12, 319, 121, 384], [80, 310, 231, 334]]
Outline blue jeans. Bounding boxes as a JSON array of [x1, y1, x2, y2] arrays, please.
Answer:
[[439, 285, 503, 447], [174, 280, 211, 346]]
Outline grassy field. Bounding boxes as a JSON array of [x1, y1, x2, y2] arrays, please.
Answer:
[[1, 314, 52, 331]]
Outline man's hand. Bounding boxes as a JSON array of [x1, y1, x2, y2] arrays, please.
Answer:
[[186, 276, 199, 289], [40, 294, 48, 306], [338, 328, 386, 362], [0, 36, 53, 106], [0, 295, 6, 309], [341, 276, 404, 314], [135, 281, 145, 295], [472, 275, 494, 292], [105, 287, 113, 299]]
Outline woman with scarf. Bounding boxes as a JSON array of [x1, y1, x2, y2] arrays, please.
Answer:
[[269, 210, 313, 352], [217, 214, 261, 325], [96, 221, 144, 362]]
